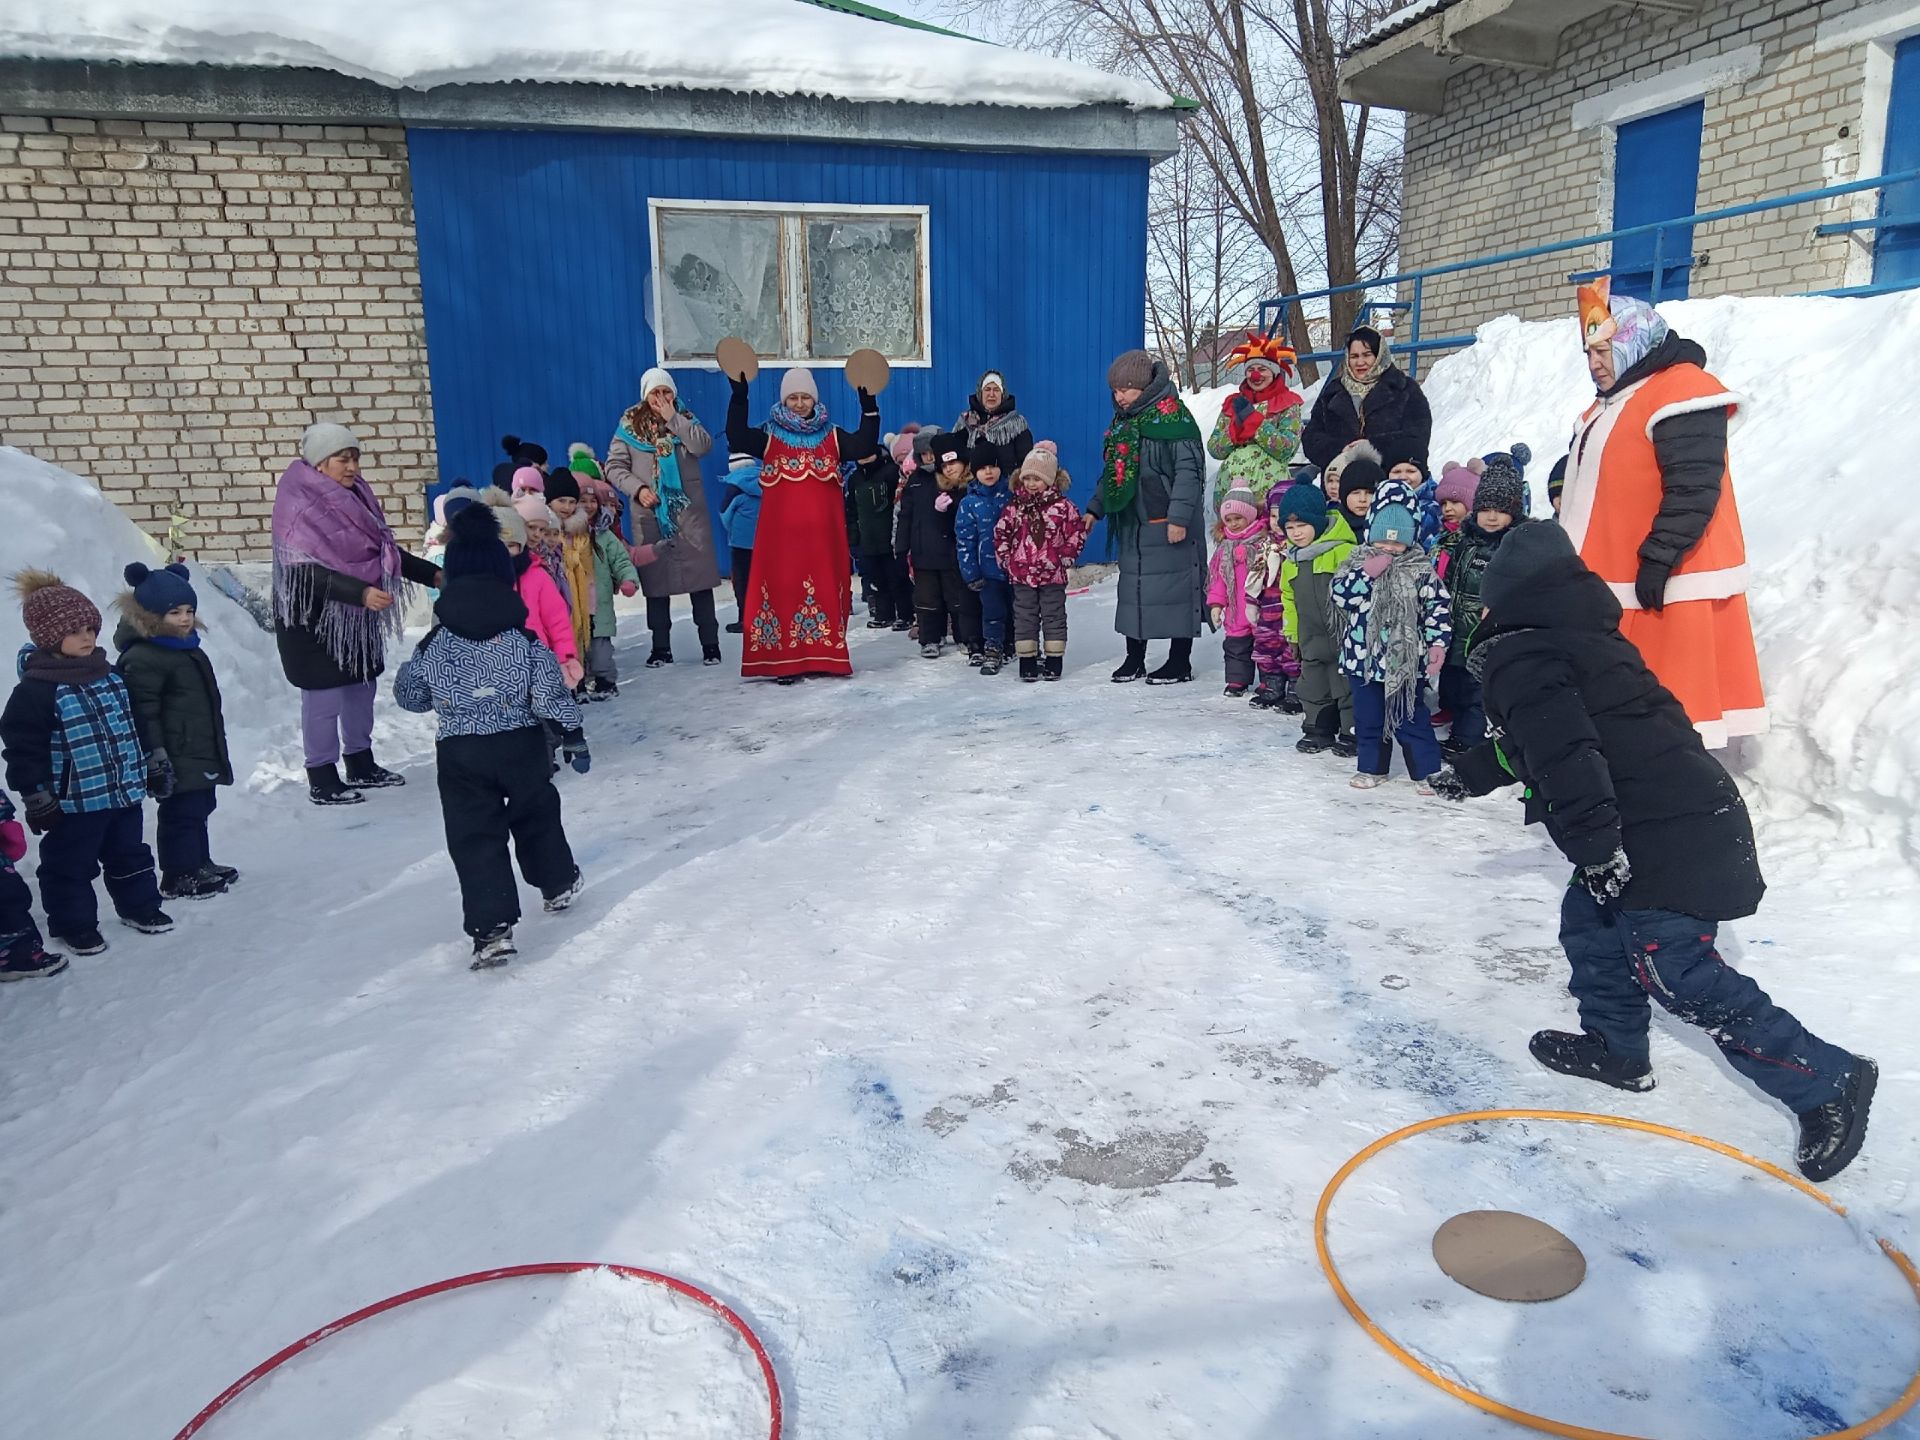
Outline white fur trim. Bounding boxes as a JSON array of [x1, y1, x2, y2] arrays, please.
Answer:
[[1644, 390, 1740, 440], [1606, 563, 1750, 609], [1694, 706, 1770, 749], [1561, 382, 1644, 554]]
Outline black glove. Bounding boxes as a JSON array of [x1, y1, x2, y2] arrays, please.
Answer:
[[560, 729, 591, 776], [857, 387, 875, 410], [146, 749, 176, 800], [729, 373, 749, 397], [1578, 848, 1632, 904], [24, 790, 59, 835], [1634, 559, 1671, 613], [1427, 764, 1471, 803]]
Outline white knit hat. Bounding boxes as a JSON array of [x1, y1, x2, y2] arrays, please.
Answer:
[[301, 422, 360, 467], [779, 368, 819, 404], [640, 367, 676, 398]]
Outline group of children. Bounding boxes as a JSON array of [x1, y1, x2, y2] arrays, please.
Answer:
[[1211, 437, 1542, 791]]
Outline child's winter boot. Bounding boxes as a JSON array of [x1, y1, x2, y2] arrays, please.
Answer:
[[54, 927, 106, 956], [1277, 676, 1305, 714], [1249, 679, 1280, 708], [980, 647, 1004, 677], [703, 644, 723, 666], [0, 931, 66, 980], [1042, 655, 1064, 682], [1019, 655, 1040, 682], [471, 924, 516, 970], [121, 909, 175, 935], [307, 764, 366, 807], [543, 867, 585, 914], [1796, 1057, 1876, 1181], [202, 860, 240, 886], [162, 869, 228, 901], [343, 750, 405, 789], [920, 641, 941, 660], [967, 644, 986, 666], [1528, 1029, 1655, 1093]]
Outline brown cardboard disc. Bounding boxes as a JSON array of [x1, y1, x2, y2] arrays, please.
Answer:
[[845, 347, 892, 394], [1432, 1210, 1586, 1302], [714, 336, 759, 383]]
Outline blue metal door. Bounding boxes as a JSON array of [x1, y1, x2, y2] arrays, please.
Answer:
[[1875, 35, 1920, 285], [1611, 101, 1704, 300]]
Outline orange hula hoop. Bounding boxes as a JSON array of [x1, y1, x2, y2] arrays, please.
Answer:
[[1313, 1109, 1920, 1440]]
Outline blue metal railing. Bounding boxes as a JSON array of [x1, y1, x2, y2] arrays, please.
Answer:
[[1259, 168, 1920, 379]]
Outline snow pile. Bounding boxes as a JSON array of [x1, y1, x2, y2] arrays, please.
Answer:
[[1, 0, 1174, 110], [0, 447, 434, 790], [1416, 295, 1920, 865]]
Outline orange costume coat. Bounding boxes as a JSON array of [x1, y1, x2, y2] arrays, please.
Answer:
[[1561, 361, 1767, 748]]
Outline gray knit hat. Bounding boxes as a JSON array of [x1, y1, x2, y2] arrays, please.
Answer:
[[301, 422, 360, 467], [1106, 349, 1156, 393]]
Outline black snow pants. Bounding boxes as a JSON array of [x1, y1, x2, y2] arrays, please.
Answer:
[[436, 727, 577, 937]]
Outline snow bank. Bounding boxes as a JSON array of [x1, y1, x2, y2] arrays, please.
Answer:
[[0, 447, 434, 791], [1, 0, 1173, 111], [1414, 295, 1920, 865]]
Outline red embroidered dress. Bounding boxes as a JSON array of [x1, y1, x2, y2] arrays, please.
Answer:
[[742, 430, 853, 678]]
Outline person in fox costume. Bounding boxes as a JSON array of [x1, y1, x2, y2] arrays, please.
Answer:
[[1559, 279, 1766, 747]]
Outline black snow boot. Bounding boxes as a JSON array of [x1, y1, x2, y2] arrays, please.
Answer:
[[121, 910, 176, 936], [543, 867, 585, 914], [202, 860, 240, 886], [967, 645, 986, 666], [162, 869, 228, 901], [1111, 638, 1148, 683], [1331, 733, 1359, 759], [1249, 681, 1280, 709], [1277, 676, 1305, 714], [54, 928, 106, 956], [1529, 1029, 1655, 1093], [471, 925, 516, 970], [1019, 655, 1041, 683], [1224, 682, 1248, 698], [979, 648, 1004, 676], [343, 750, 405, 789], [1796, 1057, 1877, 1182], [1296, 731, 1337, 755], [646, 649, 673, 668], [1146, 640, 1194, 686], [891, 616, 913, 632], [703, 644, 723, 666], [0, 933, 66, 981], [920, 641, 942, 660], [307, 764, 366, 806], [724, 620, 744, 634], [1042, 655, 1064, 682]]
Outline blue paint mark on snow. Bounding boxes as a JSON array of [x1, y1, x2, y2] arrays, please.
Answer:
[[1620, 1249, 1657, 1271]]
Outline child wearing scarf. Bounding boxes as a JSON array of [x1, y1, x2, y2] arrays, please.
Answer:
[[1205, 484, 1275, 698], [543, 471, 598, 686], [2, 572, 170, 957], [1331, 500, 1452, 791], [113, 562, 237, 902], [579, 480, 643, 698]]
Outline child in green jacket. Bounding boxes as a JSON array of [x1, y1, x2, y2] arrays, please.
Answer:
[[1273, 482, 1357, 757], [581, 481, 642, 699]]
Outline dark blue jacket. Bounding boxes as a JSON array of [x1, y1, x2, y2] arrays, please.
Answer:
[[955, 477, 1012, 585]]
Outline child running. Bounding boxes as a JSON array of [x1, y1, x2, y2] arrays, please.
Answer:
[[394, 502, 587, 969]]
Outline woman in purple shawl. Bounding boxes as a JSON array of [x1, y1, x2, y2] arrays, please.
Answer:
[[273, 423, 440, 806]]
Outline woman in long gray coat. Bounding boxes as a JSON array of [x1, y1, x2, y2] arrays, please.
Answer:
[[606, 367, 722, 665], [1087, 350, 1206, 684]]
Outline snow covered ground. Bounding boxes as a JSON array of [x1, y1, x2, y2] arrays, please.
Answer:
[[3, 291, 1920, 1437]]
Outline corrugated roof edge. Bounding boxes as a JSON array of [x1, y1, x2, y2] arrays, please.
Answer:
[[1344, 0, 1461, 59], [795, 0, 1199, 107]]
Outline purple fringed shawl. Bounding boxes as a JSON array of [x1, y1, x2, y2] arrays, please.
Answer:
[[271, 458, 409, 677]]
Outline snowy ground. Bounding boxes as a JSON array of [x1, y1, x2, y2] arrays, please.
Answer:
[[2, 594, 1916, 1440]]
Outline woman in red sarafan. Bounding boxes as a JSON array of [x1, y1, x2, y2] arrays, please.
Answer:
[[725, 367, 881, 682]]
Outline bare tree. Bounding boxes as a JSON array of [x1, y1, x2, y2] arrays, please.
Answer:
[[945, 0, 1401, 378]]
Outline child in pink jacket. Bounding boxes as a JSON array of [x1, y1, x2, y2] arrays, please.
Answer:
[[992, 442, 1083, 682], [505, 494, 583, 688], [1207, 484, 1276, 699]]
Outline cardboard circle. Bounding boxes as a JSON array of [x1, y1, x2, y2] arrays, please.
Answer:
[[714, 336, 759, 383], [845, 348, 892, 395], [1432, 1209, 1586, 1302]]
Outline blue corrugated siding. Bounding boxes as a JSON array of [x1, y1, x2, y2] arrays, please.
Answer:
[[406, 128, 1148, 536]]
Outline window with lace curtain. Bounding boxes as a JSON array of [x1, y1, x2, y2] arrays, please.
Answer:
[[650, 200, 931, 368]]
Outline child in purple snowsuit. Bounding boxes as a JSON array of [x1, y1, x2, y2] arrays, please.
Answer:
[[1251, 496, 1303, 713]]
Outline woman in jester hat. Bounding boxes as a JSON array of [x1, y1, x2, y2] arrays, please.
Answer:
[[605, 367, 722, 666], [1206, 329, 1304, 512], [1086, 349, 1208, 685], [725, 365, 881, 682], [1561, 277, 1765, 748]]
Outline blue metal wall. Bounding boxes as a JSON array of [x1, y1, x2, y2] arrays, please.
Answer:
[[406, 127, 1150, 534]]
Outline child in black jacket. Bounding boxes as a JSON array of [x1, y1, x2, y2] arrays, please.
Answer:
[[1431, 522, 1873, 1181], [895, 432, 979, 658]]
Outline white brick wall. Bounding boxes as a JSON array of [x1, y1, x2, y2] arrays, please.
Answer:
[[1398, 0, 1881, 348], [0, 117, 436, 562]]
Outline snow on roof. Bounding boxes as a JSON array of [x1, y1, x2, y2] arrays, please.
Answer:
[[0, 0, 1174, 111], [1349, 0, 1459, 54]]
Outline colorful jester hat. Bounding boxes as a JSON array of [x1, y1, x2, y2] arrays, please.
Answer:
[[1226, 329, 1303, 409], [1576, 276, 1670, 378]]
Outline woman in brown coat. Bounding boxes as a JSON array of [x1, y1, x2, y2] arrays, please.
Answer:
[[606, 368, 721, 665]]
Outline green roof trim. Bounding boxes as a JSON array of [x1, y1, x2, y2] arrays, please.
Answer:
[[791, 0, 1194, 107]]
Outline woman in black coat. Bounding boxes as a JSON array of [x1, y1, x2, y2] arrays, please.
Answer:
[[1301, 327, 1432, 472]]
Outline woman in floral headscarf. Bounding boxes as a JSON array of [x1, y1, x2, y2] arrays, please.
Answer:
[[1560, 278, 1765, 748], [1206, 330, 1303, 512], [606, 368, 720, 666]]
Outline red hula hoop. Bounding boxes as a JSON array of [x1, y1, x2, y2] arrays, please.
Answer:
[[169, 1262, 783, 1440]]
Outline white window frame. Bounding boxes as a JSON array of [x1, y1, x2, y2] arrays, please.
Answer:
[[647, 198, 933, 371], [1818, 2, 1920, 286]]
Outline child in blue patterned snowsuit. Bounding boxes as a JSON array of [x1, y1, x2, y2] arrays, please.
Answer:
[[394, 503, 588, 968], [956, 441, 1016, 674], [0, 571, 168, 956], [1331, 501, 1452, 789]]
